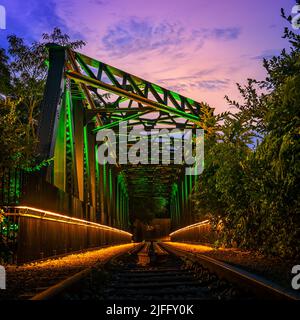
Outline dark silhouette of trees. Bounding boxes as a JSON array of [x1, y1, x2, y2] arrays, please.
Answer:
[[0, 28, 85, 169], [191, 19, 300, 258]]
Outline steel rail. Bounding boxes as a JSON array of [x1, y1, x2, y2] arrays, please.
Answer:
[[159, 242, 300, 301], [30, 243, 144, 300]]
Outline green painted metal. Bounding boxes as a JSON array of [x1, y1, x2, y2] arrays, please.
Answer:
[[83, 125, 91, 207], [94, 144, 101, 221], [67, 70, 201, 125], [76, 52, 202, 113], [93, 110, 151, 132], [109, 168, 113, 198], [103, 161, 106, 188], [36, 45, 207, 232], [53, 84, 67, 191]]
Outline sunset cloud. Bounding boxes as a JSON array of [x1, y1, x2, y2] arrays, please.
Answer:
[[0, 0, 295, 113], [101, 18, 186, 57], [101, 17, 241, 58]]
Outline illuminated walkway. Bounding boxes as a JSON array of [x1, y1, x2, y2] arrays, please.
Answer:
[[165, 242, 295, 290], [1, 243, 136, 300]]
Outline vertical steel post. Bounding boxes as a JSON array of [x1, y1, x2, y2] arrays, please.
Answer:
[[87, 123, 96, 221], [37, 44, 66, 182], [73, 100, 85, 203]]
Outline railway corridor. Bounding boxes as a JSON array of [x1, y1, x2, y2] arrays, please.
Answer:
[[1, 242, 298, 301]]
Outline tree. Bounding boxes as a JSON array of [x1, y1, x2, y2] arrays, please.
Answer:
[[41, 27, 85, 49], [245, 26, 300, 257], [0, 28, 85, 168], [191, 14, 300, 258], [0, 99, 28, 167], [0, 48, 10, 95]]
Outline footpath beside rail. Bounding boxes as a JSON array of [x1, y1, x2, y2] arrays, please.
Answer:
[[0, 243, 139, 300], [163, 241, 300, 299]]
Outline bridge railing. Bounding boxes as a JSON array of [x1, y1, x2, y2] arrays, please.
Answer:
[[0, 167, 94, 221], [0, 168, 133, 264], [1, 207, 132, 264], [169, 220, 217, 245]]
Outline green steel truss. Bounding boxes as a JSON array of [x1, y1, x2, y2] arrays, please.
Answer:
[[38, 44, 206, 229], [69, 51, 203, 129]]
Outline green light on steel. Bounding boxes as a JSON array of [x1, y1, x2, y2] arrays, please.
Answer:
[[77, 51, 199, 109], [95, 145, 99, 175], [103, 161, 106, 188], [116, 180, 119, 222], [95, 144, 100, 189], [53, 86, 67, 191], [67, 71, 201, 125], [185, 174, 188, 201], [93, 110, 151, 132], [111, 115, 123, 120], [83, 126, 90, 178], [66, 87, 75, 160], [109, 168, 113, 198]]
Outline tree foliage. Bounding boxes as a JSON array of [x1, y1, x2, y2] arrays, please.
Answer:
[[0, 49, 10, 95], [0, 99, 28, 167], [131, 196, 168, 224], [0, 28, 85, 169], [192, 22, 300, 258]]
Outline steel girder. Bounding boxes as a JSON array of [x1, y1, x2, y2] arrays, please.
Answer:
[[67, 51, 203, 130], [38, 44, 207, 227]]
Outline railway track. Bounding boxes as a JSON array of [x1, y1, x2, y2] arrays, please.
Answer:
[[0, 243, 140, 300], [160, 243, 299, 300], [29, 243, 143, 300], [29, 242, 300, 301]]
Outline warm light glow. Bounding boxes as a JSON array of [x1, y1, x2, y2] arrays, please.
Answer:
[[8, 206, 132, 237], [165, 242, 213, 253], [169, 220, 210, 237], [12, 243, 137, 269]]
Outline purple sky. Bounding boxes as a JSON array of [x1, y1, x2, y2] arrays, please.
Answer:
[[0, 0, 297, 113]]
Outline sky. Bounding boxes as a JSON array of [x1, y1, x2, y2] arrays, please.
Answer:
[[0, 0, 297, 113]]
